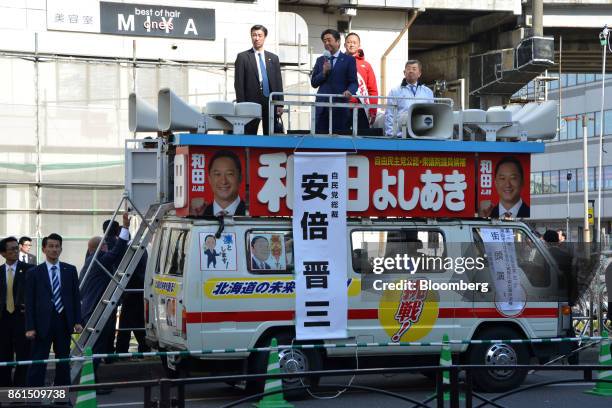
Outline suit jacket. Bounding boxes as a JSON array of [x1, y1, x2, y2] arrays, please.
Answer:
[[0, 261, 31, 317], [80, 237, 129, 322], [203, 200, 246, 217], [490, 202, 530, 218], [251, 257, 271, 270], [310, 52, 358, 131], [20, 253, 36, 265], [234, 49, 283, 103], [25, 262, 82, 338]]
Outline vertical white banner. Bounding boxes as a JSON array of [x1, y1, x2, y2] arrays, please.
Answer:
[[293, 152, 348, 340], [480, 228, 526, 315]]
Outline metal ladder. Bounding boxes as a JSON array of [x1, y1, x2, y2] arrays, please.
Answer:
[[70, 199, 173, 382]]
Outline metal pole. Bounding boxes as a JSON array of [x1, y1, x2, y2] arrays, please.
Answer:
[[566, 173, 571, 239], [532, 0, 544, 37], [559, 36, 562, 136], [34, 33, 41, 253], [223, 38, 228, 101], [583, 114, 591, 243], [380, 9, 419, 96], [597, 28, 607, 244]]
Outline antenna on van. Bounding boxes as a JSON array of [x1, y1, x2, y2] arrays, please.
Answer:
[[215, 216, 225, 239]]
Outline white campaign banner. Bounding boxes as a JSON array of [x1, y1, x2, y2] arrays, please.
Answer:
[[293, 152, 348, 340], [480, 228, 526, 315]]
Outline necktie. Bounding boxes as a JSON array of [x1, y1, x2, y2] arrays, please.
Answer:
[[258, 53, 270, 97], [410, 85, 416, 96], [330, 55, 336, 69], [21, 254, 26, 262], [51, 265, 64, 314], [216, 210, 228, 217], [503, 211, 513, 219], [6, 266, 14, 313]]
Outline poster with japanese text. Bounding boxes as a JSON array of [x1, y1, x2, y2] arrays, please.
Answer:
[[250, 149, 476, 218], [480, 228, 526, 316], [477, 154, 530, 218], [199, 232, 237, 271], [293, 152, 348, 340], [174, 146, 247, 217]]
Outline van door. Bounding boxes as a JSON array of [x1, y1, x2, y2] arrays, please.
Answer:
[[154, 227, 190, 347], [348, 227, 456, 354], [471, 227, 559, 338]]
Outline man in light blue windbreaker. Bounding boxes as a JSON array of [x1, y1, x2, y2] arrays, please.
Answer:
[[384, 60, 434, 137]]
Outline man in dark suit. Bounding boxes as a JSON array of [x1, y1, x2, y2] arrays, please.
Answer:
[[25, 233, 83, 387], [203, 150, 246, 216], [311, 29, 358, 134], [0, 237, 32, 386], [250, 236, 272, 270], [479, 156, 530, 219], [234, 24, 284, 135], [18, 236, 36, 265], [80, 213, 130, 373]]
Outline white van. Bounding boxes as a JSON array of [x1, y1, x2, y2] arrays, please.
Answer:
[[144, 215, 574, 393]]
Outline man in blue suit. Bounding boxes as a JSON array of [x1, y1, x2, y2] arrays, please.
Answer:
[[25, 233, 83, 387], [311, 29, 358, 134]]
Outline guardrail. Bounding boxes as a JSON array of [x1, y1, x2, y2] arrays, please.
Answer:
[[0, 335, 602, 368], [267, 91, 453, 137], [36, 364, 612, 408]]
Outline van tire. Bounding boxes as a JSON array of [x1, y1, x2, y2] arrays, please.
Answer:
[[466, 326, 529, 392], [246, 332, 323, 400]]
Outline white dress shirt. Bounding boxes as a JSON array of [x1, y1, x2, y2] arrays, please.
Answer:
[[253, 48, 266, 82], [384, 82, 434, 136], [19, 252, 28, 263], [498, 198, 523, 219], [5, 261, 17, 283], [46, 261, 61, 290], [213, 196, 241, 216]]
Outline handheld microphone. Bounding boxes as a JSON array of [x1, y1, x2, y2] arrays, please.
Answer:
[[323, 50, 331, 61]]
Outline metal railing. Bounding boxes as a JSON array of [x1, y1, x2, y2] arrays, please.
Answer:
[[268, 92, 453, 138], [40, 364, 612, 408]]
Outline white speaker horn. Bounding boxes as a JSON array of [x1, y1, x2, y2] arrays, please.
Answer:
[[128, 93, 159, 132], [400, 103, 453, 139], [497, 100, 557, 140], [158, 88, 205, 132]]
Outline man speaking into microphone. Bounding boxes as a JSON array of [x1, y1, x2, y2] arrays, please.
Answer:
[[311, 29, 358, 134]]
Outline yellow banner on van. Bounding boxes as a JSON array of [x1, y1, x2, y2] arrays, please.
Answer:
[[153, 277, 180, 297], [205, 278, 361, 299]]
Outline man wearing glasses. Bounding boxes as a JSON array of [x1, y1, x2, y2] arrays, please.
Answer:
[[18, 236, 37, 265]]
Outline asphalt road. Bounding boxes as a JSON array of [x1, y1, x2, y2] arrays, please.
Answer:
[[72, 347, 611, 408]]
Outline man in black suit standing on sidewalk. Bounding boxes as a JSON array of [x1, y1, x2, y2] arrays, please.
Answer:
[[25, 233, 83, 387], [0, 237, 32, 386], [234, 24, 284, 135]]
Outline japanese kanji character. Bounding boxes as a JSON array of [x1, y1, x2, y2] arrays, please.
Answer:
[[301, 212, 328, 240], [301, 173, 329, 200]]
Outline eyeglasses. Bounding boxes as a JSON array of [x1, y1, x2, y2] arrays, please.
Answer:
[[22, 243, 32, 247]]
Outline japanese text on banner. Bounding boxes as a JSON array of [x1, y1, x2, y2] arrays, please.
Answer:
[[293, 152, 348, 340]]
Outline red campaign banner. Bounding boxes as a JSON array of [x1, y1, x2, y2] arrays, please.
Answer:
[[175, 146, 247, 217], [477, 153, 531, 218], [249, 149, 476, 218]]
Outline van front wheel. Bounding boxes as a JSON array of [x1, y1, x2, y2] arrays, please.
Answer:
[[247, 332, 323, 400], [466, 327, 529, 392]]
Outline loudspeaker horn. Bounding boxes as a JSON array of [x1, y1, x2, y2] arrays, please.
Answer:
[[128, 93, 159, 132], [399, 103, 454, 139], [497, 100, 557, 140], [157, 88, 205, 132]]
